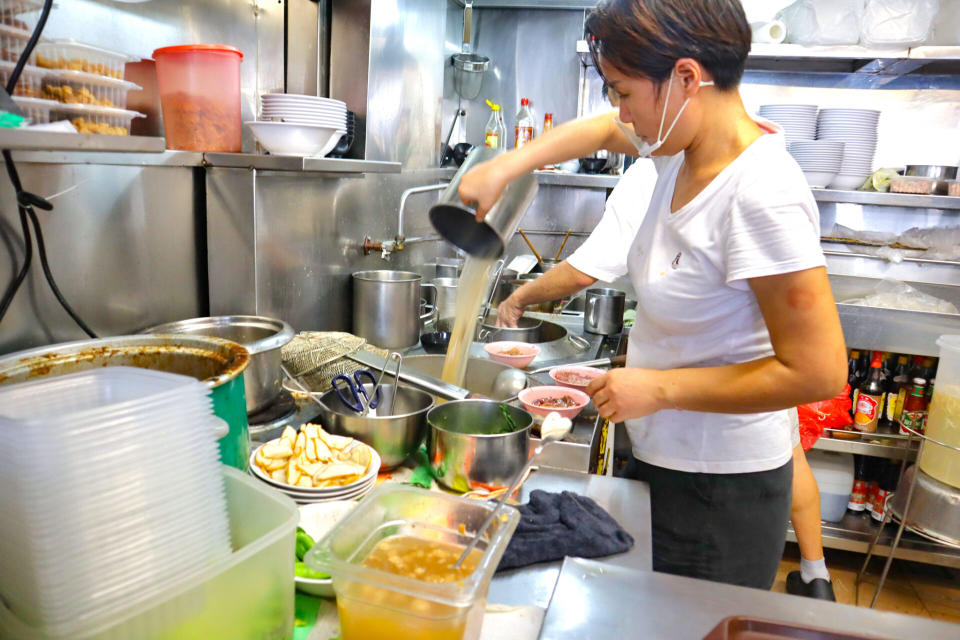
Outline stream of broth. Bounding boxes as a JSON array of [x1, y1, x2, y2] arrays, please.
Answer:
[[440, 256, 495, 388]]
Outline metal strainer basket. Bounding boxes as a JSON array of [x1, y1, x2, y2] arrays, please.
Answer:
[[281, 332, 389, 400]]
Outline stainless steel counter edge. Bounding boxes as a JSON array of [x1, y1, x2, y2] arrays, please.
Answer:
[[539, 556, 960, 639], [9, 149, 402, 173]]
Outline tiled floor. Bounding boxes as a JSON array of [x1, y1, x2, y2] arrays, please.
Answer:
[[774, 543, 960, 624]]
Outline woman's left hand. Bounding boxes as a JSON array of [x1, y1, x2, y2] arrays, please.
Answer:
[[586, 368, 666, 423]]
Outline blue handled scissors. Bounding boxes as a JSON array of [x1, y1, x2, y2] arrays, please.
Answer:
[[331, 369, 381, 413]]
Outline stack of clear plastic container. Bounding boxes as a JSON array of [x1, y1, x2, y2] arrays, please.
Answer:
[[0, 367, 231, 631]]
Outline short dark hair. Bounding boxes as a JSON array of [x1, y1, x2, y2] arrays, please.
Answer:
[[586, 0, 751, 91]]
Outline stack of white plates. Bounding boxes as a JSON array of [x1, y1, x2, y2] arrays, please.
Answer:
[[245, 93, 347, 157], [788, 140, 845, 188], [816, 108, 880, 190], [249, 441, 380, 505], [758, 104, 818, 144], [0, 367, 230, 630]]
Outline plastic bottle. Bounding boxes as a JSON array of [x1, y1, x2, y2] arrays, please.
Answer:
[[514, 98, 534, 149], [853, 351, 885, 434], [484, 100, 505, 150]]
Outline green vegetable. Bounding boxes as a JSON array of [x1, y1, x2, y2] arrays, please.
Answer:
[[295, 561, 329, 580], [296, 527, 315, 562], [499, 405, 518, 433]]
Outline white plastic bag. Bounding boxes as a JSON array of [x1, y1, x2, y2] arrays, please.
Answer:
[[840, 279, 959, 314], [776, 0, 865, 45], [861, 0, 940, 47]]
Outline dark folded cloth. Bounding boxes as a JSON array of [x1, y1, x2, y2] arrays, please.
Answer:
[[497, 490, 634, 571]]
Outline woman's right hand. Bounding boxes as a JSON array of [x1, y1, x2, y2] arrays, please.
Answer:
[[458, 158, 511, 221], [495, 295, 525, 328]]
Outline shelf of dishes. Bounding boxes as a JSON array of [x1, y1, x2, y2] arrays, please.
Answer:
[[749, 43, 960, 62], [787, 510, 960, 569]]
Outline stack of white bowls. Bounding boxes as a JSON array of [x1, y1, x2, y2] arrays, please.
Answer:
[[788, 140, 845, 188], [249, 441, 380, 505], [758, 104, 818, 144], [816, 108, 880, 190], [0, 367, 230, 630], [245, 93, 347, 157]]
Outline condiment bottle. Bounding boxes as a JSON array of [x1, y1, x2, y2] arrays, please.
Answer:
[[848, 455, 868, 512], [853, 351, 885, 434], [514, 98, 534, 149], [484, 100, 505, 150], [898, 378, 928, 436], [540, 113, 554, 169]]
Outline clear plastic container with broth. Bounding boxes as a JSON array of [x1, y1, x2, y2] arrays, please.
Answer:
[[918, 336, 960, 489], [305, 484, 519, 640]]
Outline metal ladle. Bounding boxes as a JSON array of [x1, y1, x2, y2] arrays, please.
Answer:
[[453, 415, 573, 569]]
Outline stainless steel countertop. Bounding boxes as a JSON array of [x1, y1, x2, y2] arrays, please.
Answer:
[[487, 469, 652, 609], [539, 557, 960, 639]]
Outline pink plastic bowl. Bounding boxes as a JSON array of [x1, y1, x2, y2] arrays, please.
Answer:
[[483, 341, 540, 368], [548, 366, 606, 390], [518, 385, 591, 419]]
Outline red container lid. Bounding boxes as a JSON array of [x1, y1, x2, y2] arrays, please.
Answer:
[[153, 44, 243, 59], [521, 97, 529, 105]]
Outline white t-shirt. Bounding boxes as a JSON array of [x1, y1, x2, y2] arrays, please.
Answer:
[[566, 159, 658, 282], [625, 121, 825, 474]]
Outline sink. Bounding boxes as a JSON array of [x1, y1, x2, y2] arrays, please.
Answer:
[[437, 314, 569, 344]]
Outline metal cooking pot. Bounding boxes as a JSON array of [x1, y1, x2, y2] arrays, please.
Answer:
[[426, 399, 532, 492], [890, 464, 960, 547], [353, 270, 437, 349], [478, 312, 542, 343], [403, 354, 530, 400], [315, 383, 434, 470], [432, 277, 459, 319], [0, 335, 251, 470], [143, 315, 294, 414]]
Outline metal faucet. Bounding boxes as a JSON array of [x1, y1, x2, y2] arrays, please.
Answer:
[[363, 182, 449, 258]]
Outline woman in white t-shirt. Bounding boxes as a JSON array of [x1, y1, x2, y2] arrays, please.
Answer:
[[459, 0, 847, 591]]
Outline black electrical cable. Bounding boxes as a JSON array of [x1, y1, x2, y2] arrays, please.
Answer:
[[0, 0, 98, 338]]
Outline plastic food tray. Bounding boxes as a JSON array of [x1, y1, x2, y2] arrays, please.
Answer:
[[0, 22, 36, 64], [41, 68, 141, 109], [890, 174, 944, 196], [11, 95, 55, 123], [0, 467, 298, 640], [48, 102, 144, 135], [36, 39, 137, 80], [0, 59, 44, 97], [948, 180, 960, 198], [0, 0, 42, 33], [703, 616, 879, 639]]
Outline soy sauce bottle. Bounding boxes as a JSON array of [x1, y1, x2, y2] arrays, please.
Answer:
[[853, 351, 885, 434]]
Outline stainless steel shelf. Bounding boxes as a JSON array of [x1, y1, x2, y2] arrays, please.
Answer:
[[814, 431, 919, 461], [534, 170, 619, 189], [837, 303, 960, 357], [750, 43, 960, 62], [8, 149, 402, 174], [787, 511, 960, 569], [813, 188, 960, 211], [0, 130, 166, 153]]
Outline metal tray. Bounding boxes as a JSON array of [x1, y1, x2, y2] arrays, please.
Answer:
[[703, 616, 890, 640]]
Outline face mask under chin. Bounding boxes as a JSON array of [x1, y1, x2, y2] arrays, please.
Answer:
[[613, 71, 714, 158]]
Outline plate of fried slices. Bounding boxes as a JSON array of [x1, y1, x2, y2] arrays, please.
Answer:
[[249, 423, 380, 503]]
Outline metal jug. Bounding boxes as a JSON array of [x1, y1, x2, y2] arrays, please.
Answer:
[[353, 270, 437, 349], [429, 146, 538, 259], [584, 288, 626, 335]]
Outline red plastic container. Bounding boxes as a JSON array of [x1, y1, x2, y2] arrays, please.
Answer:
[[152, 44, 242, 152]]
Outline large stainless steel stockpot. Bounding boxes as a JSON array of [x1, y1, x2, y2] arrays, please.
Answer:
[[353, 270, 436, 349], [144, 315, 294, 414], [426, 399, 532, 492]]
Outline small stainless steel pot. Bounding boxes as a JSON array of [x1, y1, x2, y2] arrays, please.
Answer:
[[143, 315, 294, 414], [432, 277, 460, 318], [316, 383, 434, 470], [584, 288, 626, 335], [426, 399, 532, 492], [431, 257, 464, 279]]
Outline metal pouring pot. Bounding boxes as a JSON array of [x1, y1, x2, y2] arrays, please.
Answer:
[[429, 146, 539, 259]]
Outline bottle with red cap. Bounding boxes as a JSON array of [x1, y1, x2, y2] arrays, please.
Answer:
[[853, 351, 886, 434], [514, 98, 534, 149]]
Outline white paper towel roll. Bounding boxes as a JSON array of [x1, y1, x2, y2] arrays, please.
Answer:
[[751, 20, 787, 45]]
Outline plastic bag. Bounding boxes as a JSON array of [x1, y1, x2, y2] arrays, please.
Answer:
[[776, 0, 865, 45], [798, 385, 853, 450], [840, 278, 959, 314], [861, 0, 940, 47]]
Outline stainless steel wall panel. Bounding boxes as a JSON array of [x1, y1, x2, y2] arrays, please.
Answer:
[[0, 164, 199, 354], [206, 167, 259, 317], [286, 0, 322, 96], [330, 0, 372, 158]]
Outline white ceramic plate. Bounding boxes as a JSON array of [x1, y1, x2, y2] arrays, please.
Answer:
[[248, 439, 380, 493]]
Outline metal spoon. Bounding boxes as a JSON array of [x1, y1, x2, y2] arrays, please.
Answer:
[[491, 368, 527, 400], [452, 415, 573, 569]]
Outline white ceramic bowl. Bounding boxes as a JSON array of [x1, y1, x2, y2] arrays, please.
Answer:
[[828, 174, 869, 190], [245, 121, 344, 157], [803, 171, 838, 189]]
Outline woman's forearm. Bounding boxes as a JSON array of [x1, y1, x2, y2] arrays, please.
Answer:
[[511, 261, 597, 307]]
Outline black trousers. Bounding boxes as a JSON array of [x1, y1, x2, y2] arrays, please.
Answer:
[[631, 458, 793, 590]]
